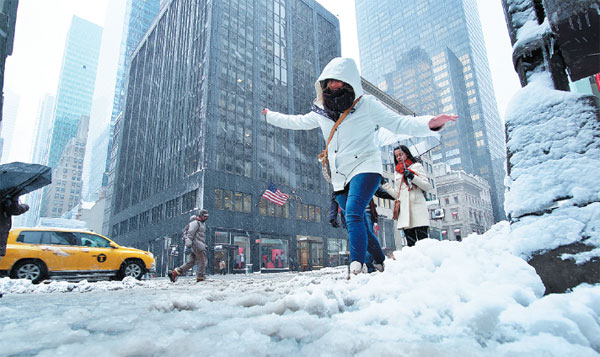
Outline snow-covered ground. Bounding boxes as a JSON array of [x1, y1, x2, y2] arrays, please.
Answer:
[[1, 222, 599, 356]]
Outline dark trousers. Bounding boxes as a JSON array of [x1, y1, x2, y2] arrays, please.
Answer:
[[404, 226, 429, 247]]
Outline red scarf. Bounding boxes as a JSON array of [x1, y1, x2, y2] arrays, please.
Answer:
[[396, 159, 414, 187], [395, 159, 413, 174]]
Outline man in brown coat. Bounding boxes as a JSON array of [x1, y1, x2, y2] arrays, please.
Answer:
[[169, 209, 208, 282]]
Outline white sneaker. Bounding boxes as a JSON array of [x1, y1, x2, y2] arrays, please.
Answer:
[[374, 262, 384, 272], [349, 261, 363, 275]]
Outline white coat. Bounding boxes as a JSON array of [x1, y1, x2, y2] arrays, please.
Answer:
[[383, 162, 431, 229], [265, 57, 439, 191]]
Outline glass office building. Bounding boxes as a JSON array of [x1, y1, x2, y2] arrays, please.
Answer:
[[356, 0, 507, 222], [46, 16, 102, 169], [41, 16, 102, 217], [109, 0, 346, 275]]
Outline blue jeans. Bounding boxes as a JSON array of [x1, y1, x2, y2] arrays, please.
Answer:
[[335, 173, 386, 264]]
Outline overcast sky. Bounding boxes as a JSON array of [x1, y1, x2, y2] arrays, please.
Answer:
[[2, 0, 520, 163]]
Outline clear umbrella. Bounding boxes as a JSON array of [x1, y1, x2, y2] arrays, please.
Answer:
[[375, 128, 441, 189]]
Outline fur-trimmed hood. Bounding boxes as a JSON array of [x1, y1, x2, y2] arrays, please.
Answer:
[[314, 57, 364, 106]]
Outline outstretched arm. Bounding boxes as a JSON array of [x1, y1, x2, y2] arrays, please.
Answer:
[[370, 97, 457, 135], [262, 108, 321, 131]]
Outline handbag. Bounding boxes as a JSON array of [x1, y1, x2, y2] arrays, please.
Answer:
[[317, 96, 363, 182], [393, 200, 401, 221]]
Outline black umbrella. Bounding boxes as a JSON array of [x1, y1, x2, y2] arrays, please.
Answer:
[[0, 162, 52, 200]]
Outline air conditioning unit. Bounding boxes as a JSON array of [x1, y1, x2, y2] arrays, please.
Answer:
[[431, 208, 445, 219]]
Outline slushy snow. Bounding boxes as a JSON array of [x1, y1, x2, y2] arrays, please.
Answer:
[[1, 222, 599, 356]]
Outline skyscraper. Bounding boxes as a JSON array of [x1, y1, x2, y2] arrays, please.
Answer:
[[41, 16, 101, 216], [46, 16, 102, 168], [110, 0, 343, 275], [16, 94, 55, 227], [355, 0, 507, 222]]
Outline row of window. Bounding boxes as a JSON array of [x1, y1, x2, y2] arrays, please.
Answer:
[[112, 189, 198, 237]]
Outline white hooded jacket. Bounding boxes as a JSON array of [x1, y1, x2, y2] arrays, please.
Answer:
[[266, 57, 438, 191]]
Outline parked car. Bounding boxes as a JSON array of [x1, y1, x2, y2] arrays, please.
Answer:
[[0, 227, 155, 283]]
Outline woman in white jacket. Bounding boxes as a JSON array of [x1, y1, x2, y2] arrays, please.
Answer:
[[385, 145, 432, 247], [262, 57, 456, 275]]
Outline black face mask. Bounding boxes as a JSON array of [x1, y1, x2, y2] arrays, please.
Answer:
[[323, 87, 355, 114]]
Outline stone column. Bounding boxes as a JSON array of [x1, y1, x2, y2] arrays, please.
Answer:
[[501, 0, 600, 294]]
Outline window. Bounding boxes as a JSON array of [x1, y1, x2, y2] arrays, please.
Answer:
[[166, 198, 178, 218], [224, 190, 233, 210], [260, 237, 288, 269], [76, 233, 111, 248], [183, 189, 198, 212], [233, 236, 250, 271], [234, 192, 243, 212], [17, 231, 43, 244], [214, 189, 223, 210], [215, 231, 229, 244], [47, 231, 77, 245], [243, 193, 252, 213]]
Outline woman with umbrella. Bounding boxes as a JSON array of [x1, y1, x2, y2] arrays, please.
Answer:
[[384, 145, 432, 247], [262, 57, 456, 275]]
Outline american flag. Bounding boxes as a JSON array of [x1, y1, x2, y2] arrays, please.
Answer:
[[262, 182, 289, 206]]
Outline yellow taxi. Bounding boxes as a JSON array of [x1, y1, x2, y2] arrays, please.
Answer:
[[0, 227, 155, 283]]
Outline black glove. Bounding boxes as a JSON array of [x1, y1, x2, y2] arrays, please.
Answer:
[[329, 219, 340, 228], [403, 170, 414, 181], [380, 177, 389, 185]]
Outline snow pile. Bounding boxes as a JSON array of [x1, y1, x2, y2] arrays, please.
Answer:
[[0, 276, 166, 294], [1, 224, 599, 355]]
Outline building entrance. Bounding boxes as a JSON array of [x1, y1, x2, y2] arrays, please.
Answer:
[[296, 236, 323, 271]]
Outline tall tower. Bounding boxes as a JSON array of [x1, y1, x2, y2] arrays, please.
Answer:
[[16, 94, 55, 227], [46, 16, 102, 168], [109, 0, 343, 275], [41, 16, 101, 216], [356, 0, 507, 222]]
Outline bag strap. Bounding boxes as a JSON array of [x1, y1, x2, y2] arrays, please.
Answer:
[[319, 95, 363, 160]]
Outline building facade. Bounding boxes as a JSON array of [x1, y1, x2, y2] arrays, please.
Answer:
[[0, 0, 17, 135], [109, 0, 344, 276], [433, 164, 493, 241], [356, 0, 507, 223], [100, 0, 160, 192], [40, 115, 89, 218]]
